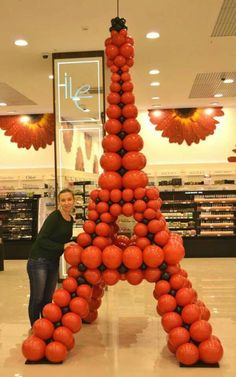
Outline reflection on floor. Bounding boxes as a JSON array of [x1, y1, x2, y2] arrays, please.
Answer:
[[0, 258, 236, 377]]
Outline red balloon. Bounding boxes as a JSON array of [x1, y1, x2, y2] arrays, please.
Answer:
[[83, 220, 96, 234], [64, 244, 82, 266], [134, 187, 146, 199], [102, 134, 122, 152], [161, 312, 183, 333], [92, 285, 104, 299], [133, 212, 144, 222], [42, 303, 62, 323], [83, 310, 98, 323], [146, 187, 159, 200], [176, 343, 199, 366], [105, 44, 119, 59], [154, 230, 170, 246], [122, 151, 146, 170], [120, 43, 134, 58], [157, 294, 177, 315], [96, 201, 109, 214], [126, 269, 143, 285], [111, 73, 121, 82], [76, 284, 93, 300], [122, 81, 134, 92], [45, 341, 67, 363], [93, 236, 111, 250], [122, 104, 138, 118], [53, 326, 74, 350], [122, 203, 134, 216], [123, 246, 143, 269], [143, 267, 161, 282], [148, 219, 164, 233], [123, 134, 143, 151], [84, 268, 102, 285], [100, 212, 114, 223], [112, 33, 126, 46], [110, 188, 122, 202], [96, 222, 111, 237], [76, 232, 92, 247], [134, 223, 148, 237], [189, 320, 212, 342], [98, 189, 110, 202], [62, 277, 78, 293], [198, 337, 223, 364], [69, 297, 90, 318], [122, 118, 140, 134], [181, 304, 201, 324], [106, 104, 122, 119], [22, 335, 46, 361], [110, 64, 119, 73], [163, 240, 185, 264], [154, 280, 171, 298], [175, 288, 195, 306], [114, 55, 126, 67], [169, 274, 188, 290], [81, 246, 102, 269], [168, 327, 190, 350], [107, 92, 120, 104], [105, 119, 122, 134], [99, 172, 122, 190], [110, 82, 121, 92], [32, 318, 54, 340], [122, 188, 134, 202], [121, 92, 135, 104], [133, 199, 147, 212], [89, 297, 102, 310], [102, 269, 120, 285], [53, 288, 71, 307], [121, 72, 131, 81], [135, 237, 151, 250], [61, 312, 82, 333], [67, 266, 81, 279], [109, 203, 121, 217], [102, 245, 122, 269], [143, 245, 164, 267], [122, 170, 148, 189], [100, 152, 122, 171]]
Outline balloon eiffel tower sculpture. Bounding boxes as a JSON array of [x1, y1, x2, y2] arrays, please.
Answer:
[[22, 17, 223, 366]]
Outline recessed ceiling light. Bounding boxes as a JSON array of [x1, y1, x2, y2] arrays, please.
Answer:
[[223, 78, 234, 84], [49, 74, 54, 79], [210, 101, 220, 106], [152, 96, 160, 100], [152, 110, 162, 117], [149, 69, 160, 75], [146, 32, 160, 39], [214, 93, 223, 97], [20, 115, 30, 123], [14, 39, 28, 46], [150, 82, 160, 86], [152, 104, 161, 108], [8, 111, 16, 114], [0, 102, 7, 106]]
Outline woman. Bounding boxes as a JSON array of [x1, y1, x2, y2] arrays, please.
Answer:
[[27, 188, 76, 327]]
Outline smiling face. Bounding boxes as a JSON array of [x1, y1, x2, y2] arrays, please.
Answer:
[[58, 191, 74, 214]]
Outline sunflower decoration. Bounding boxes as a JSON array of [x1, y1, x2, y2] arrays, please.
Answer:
[[148, 107, 224, 146], [228, 145, 236, 162], [0, 113, 54, 150]]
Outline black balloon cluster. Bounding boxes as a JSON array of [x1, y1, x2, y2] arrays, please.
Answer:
[[110, 17, 128, 31]]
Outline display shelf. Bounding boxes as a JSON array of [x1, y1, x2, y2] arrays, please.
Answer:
[[160, 190, 236, 257], [70, 181, 96, 229]]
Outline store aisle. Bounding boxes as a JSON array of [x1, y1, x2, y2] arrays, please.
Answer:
[[0, 258, 236, 377]]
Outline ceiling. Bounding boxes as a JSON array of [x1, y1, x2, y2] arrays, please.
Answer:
[[0, 0, 235, 116]]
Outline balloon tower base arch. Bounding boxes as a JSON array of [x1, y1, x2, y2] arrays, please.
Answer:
[[22, 17, 223, 367]]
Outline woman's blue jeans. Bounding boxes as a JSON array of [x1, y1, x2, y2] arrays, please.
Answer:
[[27, 258, 59, 326]]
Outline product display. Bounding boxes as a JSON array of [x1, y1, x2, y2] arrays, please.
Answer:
[[71, 181, 95, 228]]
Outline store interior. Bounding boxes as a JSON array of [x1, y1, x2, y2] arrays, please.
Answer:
[[0, 0, 236, 376]]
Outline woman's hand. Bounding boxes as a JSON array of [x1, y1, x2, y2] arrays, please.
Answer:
[[64, 241, 77, 250]]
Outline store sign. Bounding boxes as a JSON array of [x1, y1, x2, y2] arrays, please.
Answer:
[[54, 55, 104, 124]]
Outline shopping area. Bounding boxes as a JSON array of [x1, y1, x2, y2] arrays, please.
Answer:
[[0, 1, 236, 376]]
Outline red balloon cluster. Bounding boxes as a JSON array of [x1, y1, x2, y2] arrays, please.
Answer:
[[22, 17, 223, 366]]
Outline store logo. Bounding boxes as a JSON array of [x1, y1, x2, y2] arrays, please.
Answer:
[[59, 72, 93, 112]]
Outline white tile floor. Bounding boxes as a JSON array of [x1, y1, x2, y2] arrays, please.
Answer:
[[0, 258, 236, 377]]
